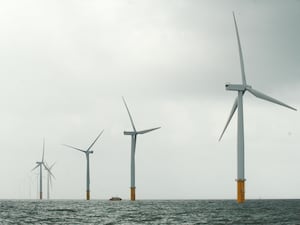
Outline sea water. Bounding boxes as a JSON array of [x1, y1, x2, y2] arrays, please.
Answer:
[[0, 199, 299, 224]]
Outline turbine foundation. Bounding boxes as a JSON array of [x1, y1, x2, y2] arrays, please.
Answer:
[[86, 191, 90, 200], [237, 179, 245, 203], [130, 187, 136, 201], [39, 192, 42, 200]]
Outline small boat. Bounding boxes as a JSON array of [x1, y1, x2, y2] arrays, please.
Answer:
[[109, 197, 122, 201]]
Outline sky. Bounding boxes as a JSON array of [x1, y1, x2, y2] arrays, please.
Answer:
[[0, 0, 299, 200]]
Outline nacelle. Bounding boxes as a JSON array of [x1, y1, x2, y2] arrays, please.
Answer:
[[124, 131, 136, 135], [225, 84, 250, 91]]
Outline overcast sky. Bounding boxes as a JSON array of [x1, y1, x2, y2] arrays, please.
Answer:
[[0, 0, 299, 200]]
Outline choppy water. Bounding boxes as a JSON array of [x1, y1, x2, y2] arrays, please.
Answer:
[[0, 200, 299, 224]]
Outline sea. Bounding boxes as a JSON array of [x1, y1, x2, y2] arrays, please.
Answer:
[[0, 199, 299, 224]]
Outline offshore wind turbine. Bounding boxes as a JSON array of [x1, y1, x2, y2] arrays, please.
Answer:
[[63, 130, 104, 200], [219, 12, 297, 203], [32, 139, 53, 200], [46, 162, 55, 200], [122, 97, 160, 201]]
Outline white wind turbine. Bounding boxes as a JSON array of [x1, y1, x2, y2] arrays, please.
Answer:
[[122, 97, 160, 201], [63, 130, 104, 200], [219, 12, 297, 203], [32, 139, 53, 200], [46, 162, 55, 200]]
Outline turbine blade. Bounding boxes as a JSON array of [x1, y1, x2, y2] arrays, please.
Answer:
[[43, 163, 55, 178], [42, 138, 45, 162], [50, 172, 55, 180], [49, 169, 56, 180], [43, 163, 50, 171], [87, 130, 104, 151], [247, 87, 297, 111], [45, 161, 49, 169], [136, 127, 161, 134], [62, 144, 86, 153], [49, 162, 56, 170], [122, 97, 137, 132], [46, 162, 56, 178], [31, 164, 39, 171], [219, 97, 238, 141], [233, 12, 247, 86]]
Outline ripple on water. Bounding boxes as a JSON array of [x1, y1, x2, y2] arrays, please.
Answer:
[[0, 199, 299, 224]]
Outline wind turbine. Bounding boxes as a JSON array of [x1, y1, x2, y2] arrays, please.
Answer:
[[46, 162, 55, 200], [63, 130, 104, 200], [32, 139, 53, 200], [219, 12, 297, 203], [122, 97, 161, 201]]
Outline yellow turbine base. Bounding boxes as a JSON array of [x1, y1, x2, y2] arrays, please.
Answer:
[[40, 192, 42, 200], [130, 187, 136, 201], [86, 191, 90, 200], [237, 180, 245, 203]]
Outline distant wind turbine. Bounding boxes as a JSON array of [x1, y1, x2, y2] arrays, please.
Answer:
[[63, 130, 104, 200], [219, 12, 297, 203], [122, 97, 160, 201], [46, 162, 55, 200], [32, 139, 53, 200]]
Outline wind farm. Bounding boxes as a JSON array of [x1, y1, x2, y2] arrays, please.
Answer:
[[24, 12, 297, 202], [218, 12, 297, 203], [0, 1, 298, 205], [1, 1, 300, 224]]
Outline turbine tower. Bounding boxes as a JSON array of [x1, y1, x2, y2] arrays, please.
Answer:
[[122, 97, 160, 201], [63, 130, 104, 200], [46, 162, 55, 200], [219, 12, 297, 203], [32, 139, 53, 200]]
